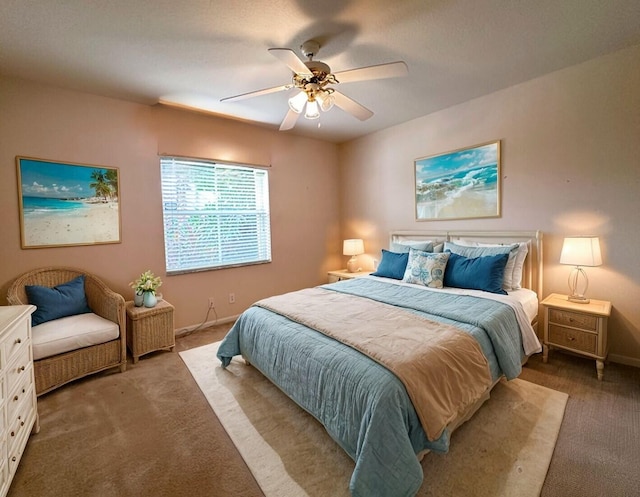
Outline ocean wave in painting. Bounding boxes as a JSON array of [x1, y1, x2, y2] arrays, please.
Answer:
[[22, 196, 88, 217], [416, 163, 498, 219]]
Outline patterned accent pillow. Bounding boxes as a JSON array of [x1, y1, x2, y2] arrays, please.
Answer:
[[402, 249, 450, 288]]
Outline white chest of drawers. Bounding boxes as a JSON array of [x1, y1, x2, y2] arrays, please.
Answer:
[[0, 305, 39, 497]]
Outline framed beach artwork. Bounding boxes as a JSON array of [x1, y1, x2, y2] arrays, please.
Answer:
[[16, 157, 121, 248], [414, 140, 501, 221]]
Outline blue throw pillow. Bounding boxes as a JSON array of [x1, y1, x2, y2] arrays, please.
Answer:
[[26, 275, 92, 326], [371, 250, 409, 280], [444, 241, 519, 290], [443, 252, 509, 295]]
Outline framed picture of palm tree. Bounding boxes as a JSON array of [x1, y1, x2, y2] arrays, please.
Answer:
[[16, 156, 121, 248]]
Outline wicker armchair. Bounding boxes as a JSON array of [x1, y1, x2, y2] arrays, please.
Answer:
[[7, 266, 127, 395]]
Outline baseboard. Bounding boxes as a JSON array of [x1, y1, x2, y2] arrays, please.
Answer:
[[175, 314, 240, 337], [608, 353, 640, 369]]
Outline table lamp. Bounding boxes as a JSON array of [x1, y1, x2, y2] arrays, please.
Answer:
[[343, 239, 364, 273], [559, 236, 602, 303]]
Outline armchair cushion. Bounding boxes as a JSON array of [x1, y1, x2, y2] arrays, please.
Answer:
[[26, 275, 91, 326], [32, 313, 120, 361]]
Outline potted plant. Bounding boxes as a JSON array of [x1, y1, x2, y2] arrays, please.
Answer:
[[130, 270, 163, 307]]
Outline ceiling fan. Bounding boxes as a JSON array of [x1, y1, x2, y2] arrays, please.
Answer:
[[221, 40, 408, 131]]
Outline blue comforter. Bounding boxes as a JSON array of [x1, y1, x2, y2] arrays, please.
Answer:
[[217, 278, 525, 497]]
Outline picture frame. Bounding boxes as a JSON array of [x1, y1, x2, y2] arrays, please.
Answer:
[[16, 156, 122, 248], [414, 140, 501, 221]]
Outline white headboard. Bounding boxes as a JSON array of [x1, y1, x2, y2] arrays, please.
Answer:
[[390, 230, 543, 297]]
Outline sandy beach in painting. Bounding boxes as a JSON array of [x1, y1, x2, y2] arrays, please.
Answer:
[[416, 183, 497, 220], [22, 199, 120, 247]]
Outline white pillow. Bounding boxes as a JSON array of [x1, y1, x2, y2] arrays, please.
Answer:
[[510, 243, 529, 289], [447, 240, 528, 290], [391, 240, 445, 253], [391, 240, 434, 253]]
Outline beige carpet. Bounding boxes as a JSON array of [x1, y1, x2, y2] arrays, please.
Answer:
[[180, 342, 568, 497]]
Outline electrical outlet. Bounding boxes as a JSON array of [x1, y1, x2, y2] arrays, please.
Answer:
[[228, 293, 235, 304], [208, 297, 215, 308]]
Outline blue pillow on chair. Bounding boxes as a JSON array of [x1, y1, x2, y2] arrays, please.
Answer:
[[443, 252, 509, 295], [26, 275, 92, 326], [371, 249, 409, 280]]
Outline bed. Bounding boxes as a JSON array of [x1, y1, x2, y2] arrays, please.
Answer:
[[217, 230, 543, 497]]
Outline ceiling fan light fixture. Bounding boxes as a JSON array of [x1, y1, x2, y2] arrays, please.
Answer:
[[317, 91, 335, 112], [304, 99, 320, 120], [288, 91, 307, 114], [223, 40, 408, 131]]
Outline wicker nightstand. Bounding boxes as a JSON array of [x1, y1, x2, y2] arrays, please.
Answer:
[[125, 300, 175, 363], [541, 293, 611, 380]]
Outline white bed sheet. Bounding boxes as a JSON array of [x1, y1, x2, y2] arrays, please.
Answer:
[[364, 275, 542, 356]]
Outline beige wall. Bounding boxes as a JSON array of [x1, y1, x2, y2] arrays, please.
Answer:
[[338, 44, 640, 365], [2, 44, 639, 364], [0, 77, 341, 330]]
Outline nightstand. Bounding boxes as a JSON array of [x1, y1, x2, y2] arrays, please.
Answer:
[[125, 300, 175, 363], [541, 293, 611, 380], [327, 269, 373, 283]]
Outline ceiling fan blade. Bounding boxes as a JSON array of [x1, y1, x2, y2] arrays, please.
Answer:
[[279, 109, 300, 131], [332, 91, 374, 121], [221, 83, 293, 102], [333, 61, 408, 84], [268, 48, 313, 78]]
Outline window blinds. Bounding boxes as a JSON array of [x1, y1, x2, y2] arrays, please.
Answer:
[[160, 157, 271, 274]]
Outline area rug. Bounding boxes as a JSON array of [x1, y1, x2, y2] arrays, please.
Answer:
[[180, 342, 568, 497]]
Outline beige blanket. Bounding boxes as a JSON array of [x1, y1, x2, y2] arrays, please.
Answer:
[[255, 287, 493, 441]]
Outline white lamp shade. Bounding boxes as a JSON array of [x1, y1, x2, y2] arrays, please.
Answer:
[[288, 91, 307, 114], [560, 237, 602, 267], [317, 91, 335, 112], [304, 99, 320, 119], [343, 239, 364, 256]]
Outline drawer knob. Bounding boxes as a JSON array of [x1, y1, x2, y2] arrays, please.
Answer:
[[568, 336, 576, 341], [13, 395, 18, 401], [15, 338, 22, 344], [11, 456, 16, 462], [17, 365, 25, 373], [10, 431, 15, 437]]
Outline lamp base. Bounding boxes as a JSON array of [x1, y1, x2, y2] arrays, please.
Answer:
[[567, 295, 590, 304], [347, 256, 360, 273], [567, 267, 591, 304]]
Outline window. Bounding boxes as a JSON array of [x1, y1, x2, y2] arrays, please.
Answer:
[[160, 157, 271, 274]]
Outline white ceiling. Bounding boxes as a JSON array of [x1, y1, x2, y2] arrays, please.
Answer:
[[2, 0, 640, 143]]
